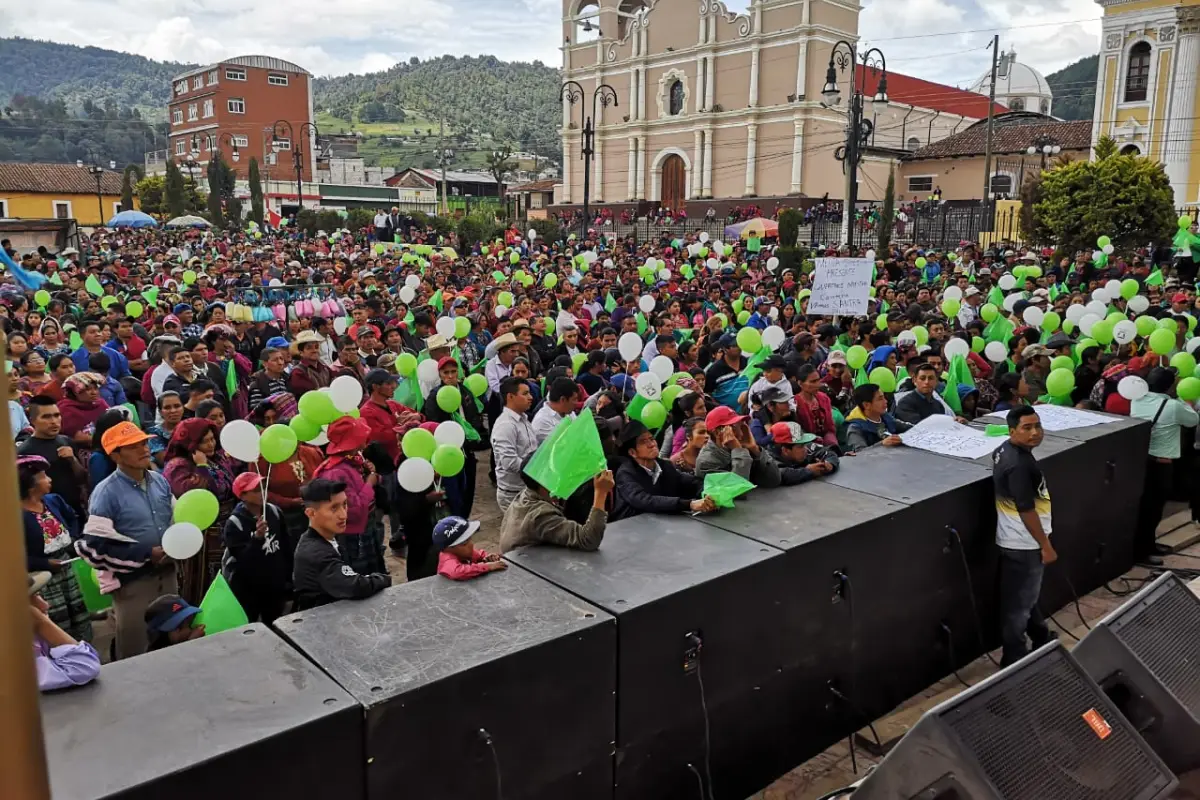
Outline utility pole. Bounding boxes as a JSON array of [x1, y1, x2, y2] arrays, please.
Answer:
[[981, 35, 1000, 204], [438, 117, 449, 216]]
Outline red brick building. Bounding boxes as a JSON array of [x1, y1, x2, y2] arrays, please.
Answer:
[[167, 55, 314, 182]]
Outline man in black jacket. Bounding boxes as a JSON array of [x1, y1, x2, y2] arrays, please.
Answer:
[[612, 422, 717, 520], [292, 479, 391, 610]]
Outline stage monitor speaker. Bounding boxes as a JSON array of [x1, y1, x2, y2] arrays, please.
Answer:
[[851, 642, 1176, 800], [1073, 571, 1200, 775]]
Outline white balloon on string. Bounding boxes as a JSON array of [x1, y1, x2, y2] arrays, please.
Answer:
[[397, 457, 435, 493], [650, 356, 674, 383], [1003, 293, 1021, 313], [1113, 320, 1138, 345], [998, 274, 1017, 291], [1022, 307, 1044, 327], [762, 326, 786, 351], [618, 332, 643, 362], [1104, 280, 1122, 297], [333, 317, 348, 335], [1118, 376, 1149, 401], [698, 232, 710, 243], [1065, 303, 1087, 323], [405, 274, 421, 289], [943, 286, 964, 302], [220, 420, 261, 463], [943, 337, 970, 360], [435, 317, 456, 339], [1128, 295, 1150, 314], [161, 522, 204, 560], [985, 341, 1007, 362], [398, 285, 415, 304], [635, 372, 662, 400], [638, 295, 656, 314], [1188, 337, 1200, 355], [434, 421, 465, 448], [417, 358, 440, 385], [1085, 300, 1108, 318], [1079, 313, 1101, 336]]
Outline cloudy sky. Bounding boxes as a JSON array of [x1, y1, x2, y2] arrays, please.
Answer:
[[3, 0, 1101, 86]]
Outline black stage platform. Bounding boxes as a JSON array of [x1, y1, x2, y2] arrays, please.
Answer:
[[274, 565, 616, 800], [40, 624, 363, 800]]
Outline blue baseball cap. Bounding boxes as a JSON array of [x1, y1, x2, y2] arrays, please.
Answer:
[[173, 303, 192, 315], [432, 516, 480, 551], [265, 336, 289, 349], [145, 594, 201, 635]]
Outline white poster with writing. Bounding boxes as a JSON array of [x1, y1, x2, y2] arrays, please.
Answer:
[[899, 415, 1006, 461], [807, 258, 874, 316], [978, 405, 1114, 432]]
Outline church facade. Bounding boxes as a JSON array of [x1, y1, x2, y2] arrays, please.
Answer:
[[1093, 0, 1200, 207]]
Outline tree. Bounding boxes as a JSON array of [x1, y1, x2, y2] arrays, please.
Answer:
[[877, 168, 896, 254], [164, 161, 186, 218], [120, 165, 136, 212], [135, 174, 165, 216], [345, 208, 375, 232], [207, 160, 225, 228], [486, 147, 516, 194], [248, 157, 264, 226], [1031, 136, 1176, 255], [778, 208, 802, 248]]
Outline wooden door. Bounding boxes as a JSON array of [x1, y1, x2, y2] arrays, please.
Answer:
[[661, 154, 686, 212]]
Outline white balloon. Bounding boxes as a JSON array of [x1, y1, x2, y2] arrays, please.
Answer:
[[1079, 313, 1101, 336], [865, 250, 877, 261], [220, 420, 261, 463], [603, 258, 614, 269], [650, 355, 675, 383], [699, 232, 710, 243], [1105, 280, 1122, 297], [330, 374, 364, 413], [1128, 295, 1150, 314], [768, 306, 779, 320], [269, 278, 283, 287], [397, 457, 435, 493], [1003, 293, 1021, 313], [1065, 303, 1087, 323], [528, 228, 537, 241], [618, 332, 643, 362], [943, 337, 970, 360], [635, 371, 662, 400], [706, 258, 719, 270], [161, 522, 204, 560], [896, 330, 918, 346], [998, 274, 1017, 291], [582, 250, 598, 263], [307, 427, 329, 447], [494, 305, 508, 317], [1188, 337, 1200, 355], [762, 325, 786, 351], [638, 295, 656, 314], [417, 358, 440, 385], [1118, 375, 1150, 401], [398, 285, 416, 304], [645, 258, 658, 270], [1091, 290, 1109, 305], [985, 341, 1007, 362], [434, 421, 466, 448], [658, 268, 672, 281], [1103, 244, 1115, 255], [1022, 307, 1045, 327], [333, 317, 348, 335], [712, 241, 724, 253], [943, 286, 964, 302], [1086, 300, 1108, 318], [435, 316, 456, 339], [767, 257, 781, 272], [405, 274, 421, 289], [1113, 320, 1138, 344]]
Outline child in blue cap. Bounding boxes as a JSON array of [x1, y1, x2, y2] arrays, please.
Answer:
[[433, 517, 506, 581]]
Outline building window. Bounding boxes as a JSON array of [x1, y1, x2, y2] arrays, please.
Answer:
[[202, 135, 215, 151], [274, 138, 292, 151], [990, 174, 1013, 197], [232, 135, 249, 148], [0, 200, 8, 218], [202, 99, 214, 118], [228, 98, 246, 114], [172, 109, 183, 125], [1039, 98, 1050, 115], [1120, 144, 1142, 156], [1009, 97, 1025, 112], [668, 80, 684, 116], [187, 104, 198, 121], [192, 75, 203, 90], [268, 73, 289, 86], [175, 139, 186, 155], [908, 176, 933, 193], [207, 70, 219, 85], [53, 201, 71, 219], [906, 137, 921, 153], [226, 67, 247, 81], [113, 201, 122, 215], [175, 81, 187, 96], [1125, 42, 1151, 102]]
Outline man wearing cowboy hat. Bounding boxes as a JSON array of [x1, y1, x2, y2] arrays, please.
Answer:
[[289, 329, 334, 397], [418, 333, 454, 401]]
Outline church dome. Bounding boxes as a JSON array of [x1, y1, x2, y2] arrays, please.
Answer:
[[969, 50, 1052, 115]]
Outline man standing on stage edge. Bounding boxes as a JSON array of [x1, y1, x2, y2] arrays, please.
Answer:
[[992, 406, 1057, 667]]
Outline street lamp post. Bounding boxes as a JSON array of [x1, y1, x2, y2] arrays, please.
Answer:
[[216, 133, 242, 166], [560, 80, 618, 241], [272, 120, 321, 213], [821, 41, 889, 251], [77, 156, 117, 224], [1027, 134, 1062, 171]]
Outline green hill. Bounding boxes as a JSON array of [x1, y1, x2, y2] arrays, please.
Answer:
[[1045, 54, 1098, 122]]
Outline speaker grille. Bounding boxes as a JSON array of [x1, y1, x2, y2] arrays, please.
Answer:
[[1112, 578, 1200, 718], [944, 651, 1169, 800]]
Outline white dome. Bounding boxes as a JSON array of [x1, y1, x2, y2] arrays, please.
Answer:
[[969, 51, 1052, 100]]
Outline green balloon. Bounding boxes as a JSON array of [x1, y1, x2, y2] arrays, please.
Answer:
[[1171, 352, 1197, 376], [869, 367, 896, 393], [34, 289, 50, 307], [544, 273, 558, 289], [260, 424, 299, 464], [1121, 279, 1140, 300], [1149, 327, 1175, 355], [175, 489, 219, 529], [1076, 338, 1098, 356], [972, 336, 986, 353], [661, 384, 685, 406], [1062, 320, 1076, 336], [1090, 320, 1113, 346], [737, 310, 751, 326], [1159, 318, 1178, 333], [545, 317, 556, 335], [126, 301, 144, 318], [402, 428, 437, 460], [465, 373, 488, 398], [1051, 356, 1074, 373], [912, 325, 929, 346], [1046, 368, 1075, 398], [436, 385, 462, 413], [497, 291, 514, 307], [510, 252, 520, 264], [1097, 235, 1111, 249], [454, 316, 471, 339], [732, 297, 744, 313], [1179, 377, 1200, 402], [183, 269, 197, 285], [298, 391, 337, 425], [641, 400, 667, 429], [941, 299, 961, 317], [1136, 316, 1159, 338], [431, 444, 466, 477], [876, 314, 887, 331], [1105, 312, 1126, 326], [290, 414, 321, 442], [572, 352, 588, 373], [397, 353, 418, 377], [669, 371, 691, 386], [915, 257, 927, 268], [1180, 215, 1194, 230], [1041, 311, 1061, 332], [736, 327, 762, 353], [980, 303, 999, 323], [846, 345, 869, 370]]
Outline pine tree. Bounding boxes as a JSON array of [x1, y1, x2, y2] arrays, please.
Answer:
[[248, 157, 264, 226], [164, 160, 186, 218], [207, 157, 225, 228], [120, 165, 136, 212], [877, 168, 895, 254]]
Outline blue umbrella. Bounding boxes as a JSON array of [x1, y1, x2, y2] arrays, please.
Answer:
[[106, 210, 159, 228]]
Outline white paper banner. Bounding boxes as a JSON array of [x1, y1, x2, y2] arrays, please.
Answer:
[[978, 404, 1113, 432], [807, 258, 874, 316], [899, 415, 1006, 461]]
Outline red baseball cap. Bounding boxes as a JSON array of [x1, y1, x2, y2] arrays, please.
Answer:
[[705, 406, 749, 430], [1172, 292, 1188, 303], [232, 472, 263, 499]]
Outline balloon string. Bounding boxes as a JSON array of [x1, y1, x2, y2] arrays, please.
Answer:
[[262, 462, 272, 523]]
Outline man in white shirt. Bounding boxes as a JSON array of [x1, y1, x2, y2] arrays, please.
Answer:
[[373, 209, 388, 241], [532, 377, 579, 444], [490, 376, 538, 511], [957, 286, 982, 328], [485, 333, 521, 399]]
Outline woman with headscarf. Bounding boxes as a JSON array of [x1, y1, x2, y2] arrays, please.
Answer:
[[249, 393, 325, 536], [163, 418, 238, 603], [663, 382, 706, 458], [422, 356, 484, 519], [314, 417, 382, 576], [35, 318, 71, 360], [791, 364, 839, 449], [20, 455, 90, 643], [59, 372, 110, 452]]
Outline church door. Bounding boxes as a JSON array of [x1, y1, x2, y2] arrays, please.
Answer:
[[661, 154, 686, 212]]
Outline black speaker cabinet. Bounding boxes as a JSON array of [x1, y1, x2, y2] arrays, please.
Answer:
[[274, 567, 615, 800], [40, 624, 363, 800], [1074, 571, 1200, 775], [853, 642, 1177, 800]]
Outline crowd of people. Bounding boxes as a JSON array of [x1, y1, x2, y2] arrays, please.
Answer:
[[16, 205, 1200, 688]]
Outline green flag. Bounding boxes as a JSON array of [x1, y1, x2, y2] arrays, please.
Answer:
[[987, 285, 1004, 307], [69, 331, 82, 350], [85, 274, 103, 297], [702, 472, 755, 508], [626, 393, 649, 423], [853, 367, 868, 388], [941, 354, 974, 415], [71, 559, 112, 613], [49, 272, 63, 286], [225, 359, 238, 401], [431, 289, 444, 314], [635, 312, 647, 336], [194, 573, 249, 635], [983, 315, 1014, 344], [604, 292, 617, 313], [1146, 269, 1164, 287], [523, 408, 607, 499]]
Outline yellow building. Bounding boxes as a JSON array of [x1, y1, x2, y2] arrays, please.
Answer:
[[0, 163, 136, 226], [1094, 0, 1200, 206]]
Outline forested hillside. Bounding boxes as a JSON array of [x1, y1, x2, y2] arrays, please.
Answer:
[[1045, 55, 1098, 122]]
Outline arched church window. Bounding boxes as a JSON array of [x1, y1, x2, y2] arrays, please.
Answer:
[[1125, 42, 1151, 102], [669, 80, 684, 116]]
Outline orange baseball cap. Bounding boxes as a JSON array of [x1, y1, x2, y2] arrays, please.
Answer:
[[101, 421, 151, 455]]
